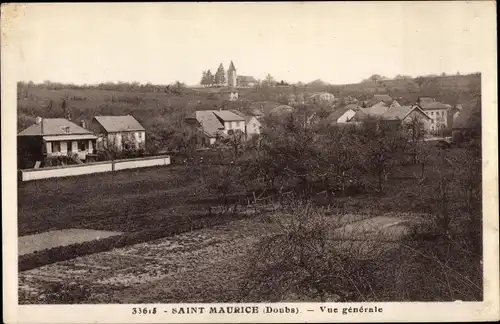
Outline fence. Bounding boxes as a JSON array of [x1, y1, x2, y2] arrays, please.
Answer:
[[20, 155, 171, 181]]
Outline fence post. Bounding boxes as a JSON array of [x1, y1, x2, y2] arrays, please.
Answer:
[[112, 159, 115, 172]]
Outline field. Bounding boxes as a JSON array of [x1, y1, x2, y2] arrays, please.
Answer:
[[18, 165, 216, 236], [18, 142, 482, 303]]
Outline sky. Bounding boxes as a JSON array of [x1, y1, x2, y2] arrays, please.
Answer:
[[6, 2, 496, 86]]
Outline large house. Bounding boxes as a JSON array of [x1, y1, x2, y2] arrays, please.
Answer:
[[17, 117, 97, 168], [91, 115, 146, 152], [416, 97, 452, 133]]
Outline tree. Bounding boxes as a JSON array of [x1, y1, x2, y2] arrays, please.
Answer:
[[206, 70, 214, 87], [404, 115, 426, 164], [200, 71, 208, 86], [225, 129, 246, 159], [214, 63, 226, 85], [359, 119, 407, 192], [415, 76, 426, 90], [262, 73, 276, 87]]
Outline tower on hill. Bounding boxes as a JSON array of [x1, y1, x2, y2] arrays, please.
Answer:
[[228, 61, 237, 88]]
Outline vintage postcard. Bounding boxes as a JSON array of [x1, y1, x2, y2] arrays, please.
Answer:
[[2, 2, 499, 323]]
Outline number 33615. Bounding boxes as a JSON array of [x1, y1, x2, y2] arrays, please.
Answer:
[[132, 307, 157, 314]]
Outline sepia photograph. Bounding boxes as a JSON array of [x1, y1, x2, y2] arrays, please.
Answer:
[[2, 2, 498, 323]]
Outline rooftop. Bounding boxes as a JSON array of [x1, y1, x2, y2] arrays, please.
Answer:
[[93, 115, 145, 133], [361, 101, 389, 116], [195, 110, 224, 137], [213, 110, 246, 122], [18, 118, 93, 137]]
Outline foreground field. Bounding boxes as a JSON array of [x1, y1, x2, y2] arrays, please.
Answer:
[[18, 145, 482, 302], [18, 165, 213, 236], [19, 214, 426, 304]]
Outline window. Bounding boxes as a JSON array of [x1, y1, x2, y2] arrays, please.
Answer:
[[431, 112, 434, 116], [67, 141, 73, 152], [137, 132, 142, 140], [79, 141, 86, 151], [227, 122, 232, 130], [52, 142, 61, 153]]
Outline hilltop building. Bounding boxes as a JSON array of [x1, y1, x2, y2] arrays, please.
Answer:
[[202, 61, 257, 88]]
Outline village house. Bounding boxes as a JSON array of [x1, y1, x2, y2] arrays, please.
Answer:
[[231, 110, 263, 138], [343, 96, 359, 105], [237, 75, 258, 88], [17, 117, 98, 168], [269, 104, 295, 116], [363, 94, 393, 108], [416, 97, 452, 133], [326, 104, 362, 124], [308, 92, 335, 104], [91, 115, 146, 152], [360, 101, 390, 116], [248, 101, 281, 117], [220, 89, 239, 101], [191, 110, 247, 146], [288, 93, 306, 106], [380, 105, 431, 131], [452, 99, 480, 143]]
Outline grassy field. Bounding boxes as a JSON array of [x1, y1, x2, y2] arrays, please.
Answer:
[[17, 165, 217, 236]]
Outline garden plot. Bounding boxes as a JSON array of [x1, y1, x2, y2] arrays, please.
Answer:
[[19, 229, 122, 256]]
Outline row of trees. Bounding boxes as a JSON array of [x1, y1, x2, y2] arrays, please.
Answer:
[[200, 64, 227, 86], [18, 80, 187, 94]]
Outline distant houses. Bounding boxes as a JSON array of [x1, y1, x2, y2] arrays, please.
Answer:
[[17, 117, 98, 168]]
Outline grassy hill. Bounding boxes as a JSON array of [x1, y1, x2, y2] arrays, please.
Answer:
[[17, 73, 480, 152]]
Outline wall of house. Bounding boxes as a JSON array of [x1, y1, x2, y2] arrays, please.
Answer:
[[20, 155, 171, 181], [246, 117, 262, 135], [104, 131, 146, 152], [223, 120, 245, 134], [337, 109, 356, 123], [425, 109, 448, 132], [46, 139, 95, 160]]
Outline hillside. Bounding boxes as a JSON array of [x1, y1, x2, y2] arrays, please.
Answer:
[[17, 72, 480, 152]]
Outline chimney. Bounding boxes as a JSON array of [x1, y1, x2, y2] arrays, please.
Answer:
[[67, 112, 71, 121], [81, 120, 86, 129]]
